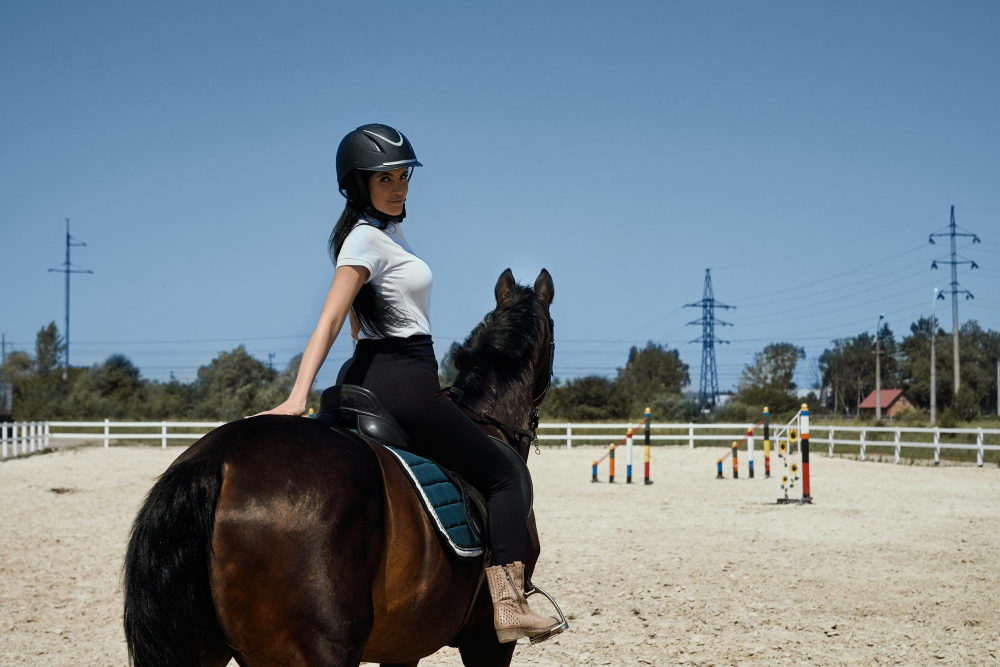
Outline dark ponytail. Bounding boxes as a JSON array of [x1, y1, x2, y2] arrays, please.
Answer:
[[329, 203, 414, 339]]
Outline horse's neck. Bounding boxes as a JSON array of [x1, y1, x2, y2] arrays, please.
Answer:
[[457, 375, 533, 433]]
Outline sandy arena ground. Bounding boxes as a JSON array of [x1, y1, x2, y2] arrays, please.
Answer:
[[1, 442, 998, 666]]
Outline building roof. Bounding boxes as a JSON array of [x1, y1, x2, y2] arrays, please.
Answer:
[[858, 389, 905, 409]]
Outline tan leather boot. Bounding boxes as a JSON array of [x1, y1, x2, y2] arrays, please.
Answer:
[[485, 561, 563, 644]]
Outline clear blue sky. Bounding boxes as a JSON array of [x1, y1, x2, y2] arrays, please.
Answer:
[[2, 1, 998, 395]]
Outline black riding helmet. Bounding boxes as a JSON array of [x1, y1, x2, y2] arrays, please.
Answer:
[[336, 123, 422, 223]]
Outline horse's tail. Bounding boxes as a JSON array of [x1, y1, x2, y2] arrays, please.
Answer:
[[122, 444, 225, 666]]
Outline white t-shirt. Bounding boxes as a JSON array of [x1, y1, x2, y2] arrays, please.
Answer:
[[336, 218, 433, 339]]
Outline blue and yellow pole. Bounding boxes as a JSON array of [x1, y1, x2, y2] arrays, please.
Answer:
[[626, 428, 633, 484]]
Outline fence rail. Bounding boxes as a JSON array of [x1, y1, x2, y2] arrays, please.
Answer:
[[3, 420, 999, 467]]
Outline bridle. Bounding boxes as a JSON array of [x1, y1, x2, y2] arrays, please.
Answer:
[[443, 305, 555, 455]]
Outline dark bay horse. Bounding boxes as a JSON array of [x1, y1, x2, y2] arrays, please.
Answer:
[[123, 269, 556, 667]]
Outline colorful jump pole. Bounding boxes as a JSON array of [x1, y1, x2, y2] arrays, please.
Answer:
[[747, 427, 755, 479], [643, 407, 653, 485], [731, 441, 739, 479], [763, 407, 771, 479], [801, 404, 812, 504], [589, 413, 652, 483], [609, 443, 616, 484], [626, 428, 634, 484]]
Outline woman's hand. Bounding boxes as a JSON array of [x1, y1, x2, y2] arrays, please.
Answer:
[[251, 398, 307, 418]]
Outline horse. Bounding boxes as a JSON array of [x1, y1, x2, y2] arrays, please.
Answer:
[[123, 268, 557, 667]]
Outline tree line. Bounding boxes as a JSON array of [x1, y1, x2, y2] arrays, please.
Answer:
[[3, 318, 998, 425], [1, 322, 318, 422]]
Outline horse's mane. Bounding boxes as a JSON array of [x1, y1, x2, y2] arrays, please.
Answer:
[[452, 283, 546, 402]]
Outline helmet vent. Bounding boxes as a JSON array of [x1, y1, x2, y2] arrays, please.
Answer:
[[366, 136, 386, 154]]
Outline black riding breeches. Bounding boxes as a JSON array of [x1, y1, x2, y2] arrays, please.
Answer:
[[337, 334, 527, 566]]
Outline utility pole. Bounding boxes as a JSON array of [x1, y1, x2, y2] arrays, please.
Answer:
[[875, 314, 885, 421], [48, 218, 93, 380], [930, 288, 938, 425], [930, 206, 980, 394], [268, 352, 276, 371], [684, 268, 734, 410]]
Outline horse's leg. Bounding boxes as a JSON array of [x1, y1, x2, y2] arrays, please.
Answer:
[[210, 430, 385, 666], [458, 626, 517, 667]]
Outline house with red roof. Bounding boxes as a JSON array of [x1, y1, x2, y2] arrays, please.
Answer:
[[858, 389, 914, 418]]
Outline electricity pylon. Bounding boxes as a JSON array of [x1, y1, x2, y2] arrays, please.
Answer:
[[930, 206, 980, 392], [685, 269, 734, 409]]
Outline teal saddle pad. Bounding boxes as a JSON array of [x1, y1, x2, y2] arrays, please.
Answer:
[[384, 446, 484, 558]]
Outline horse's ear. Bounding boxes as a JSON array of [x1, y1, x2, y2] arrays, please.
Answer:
[[495, 268, 516, 304], [534, 268, 554, 308]]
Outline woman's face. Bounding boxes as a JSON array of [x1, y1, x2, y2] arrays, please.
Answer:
[[367, 168, 410, 216]]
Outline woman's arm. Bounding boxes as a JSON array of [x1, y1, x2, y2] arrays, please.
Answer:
[[254, 265, 369, 416]]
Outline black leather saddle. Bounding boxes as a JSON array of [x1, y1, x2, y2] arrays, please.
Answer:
[[317, 384, 411, 450], [316, 384, 533, 522]]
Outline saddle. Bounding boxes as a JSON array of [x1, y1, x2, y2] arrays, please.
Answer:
[[316, 385, 533, 559]]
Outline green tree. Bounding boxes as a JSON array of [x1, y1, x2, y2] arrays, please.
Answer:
[[540, 376, 628, 421], [35, 321, 66, 376], [819, 324, 900, 415], [736, 342, 805, 412], [193, 346, 278, 421], [613, 342, 689, 417]]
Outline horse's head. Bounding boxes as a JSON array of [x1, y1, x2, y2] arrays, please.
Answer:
[[451, 268, 555, 462]]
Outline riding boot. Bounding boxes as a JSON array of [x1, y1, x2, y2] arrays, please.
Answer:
[[485, 561, 563, 644]]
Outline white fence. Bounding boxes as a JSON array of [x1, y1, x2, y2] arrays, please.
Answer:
[[0, 421, 51, 459], [3, 420, 999, 467], [540, 422, 1000, 468]]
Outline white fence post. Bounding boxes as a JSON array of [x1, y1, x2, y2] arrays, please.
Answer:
[[161, 421, 168, 449], [44, 422, 51, 451], [688, 425, 694, 449], [860, 429, 866, 461], [104, 418, 110, 449], [933, 427, 940, 466], [829, 427, 835, 458], [20, 422, 27, 457], [30, 422, 37, 453], [2, 422, 7, 459], [566, 425, 572, 449], [894, 429, 901, 464], [977, 428, 984, 468]]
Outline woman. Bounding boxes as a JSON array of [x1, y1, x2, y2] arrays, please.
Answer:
[[259, 123, 562, 644]]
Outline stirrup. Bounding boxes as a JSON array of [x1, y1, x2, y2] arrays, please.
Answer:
[[523, 581, 569, 645]]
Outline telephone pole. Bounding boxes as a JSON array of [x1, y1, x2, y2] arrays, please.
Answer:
[[48, 218, 93, 380], [930, 288, 938, 425], [929, 206, 980, 393], [875, 314, 885, 421], [685, 268, 734, 410]]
